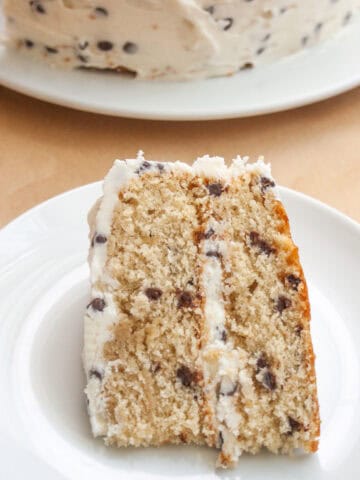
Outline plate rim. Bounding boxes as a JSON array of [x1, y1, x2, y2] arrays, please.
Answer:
[[1, 69, 358, 121], [1, 63, 359, 121]]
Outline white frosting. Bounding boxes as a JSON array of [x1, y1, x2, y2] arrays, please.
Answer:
[[193, 155, 229, 179], [85, 377, 108, 436], [82, 153, 276, 456], [84, 153, 144, 435], [4, 0, 360, 80], [201, 218, 246, 465], [203, 247, 227, 341]]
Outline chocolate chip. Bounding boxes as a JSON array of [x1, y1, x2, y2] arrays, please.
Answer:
[[97, 41, 113, 51], [249, 231, 259, 243], [218, 431, 224, 449], [288, 416, 302, 433], [94, 7, 108, 16], [87, 298, 106, 311], [36, 5, 46, 14], [24, 39, 34, 48], [262, 33, 271, 42], [256, 355, 268, 371], [302, 36, 309, 46], [94, 234, 107, 244], [280, 7, 287, 14], [343, 11, 352, 25], [145, 287, 162, 301], [36, 4, 46, 14], [157, 163, 165, 171], [206, 250, 222, 259], [176, 365, 195, 387], [260, 176, 275, 193], [77, 54, 88, 63], [240, 62, 254, 70], [286, 274, 301, 291], [295, 324, 303, 336], [204, 227, 215, 239], [205, 5, 215, 14], [177, 291, 193, 308], [136, 161, 151, 174], [248, 280, 258, 294], [79, 41, 89, 50], [221, 330, 227, 342], [45, 46, 58, 54], [222, 17, 233, 31], [91, 233, 107, 247], [225, 382, 238, 396], [30, 1, 46, 14], [123, 42, 138, 54], [262, 370, 277, 391], [256, 46, 266, 55], [314, 22, 323, 33], [215, 382, 221, 399], [249, 231, 276, 256], [207, 183, 223, 197], [151, 362, 161, 374], [89, 368, 103, 381], [276, 296, 292, 314]]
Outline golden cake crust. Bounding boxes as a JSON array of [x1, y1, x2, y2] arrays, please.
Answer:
[[273, 199, 320, 452]]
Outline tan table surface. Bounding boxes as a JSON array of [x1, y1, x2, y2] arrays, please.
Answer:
[[1, 85, 360, 228]]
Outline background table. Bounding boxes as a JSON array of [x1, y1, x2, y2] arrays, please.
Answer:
[[1, 85, 359, 228]]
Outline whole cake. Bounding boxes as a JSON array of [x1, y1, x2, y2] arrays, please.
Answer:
[[83, 153, 320, 467], [3, 1, 360, 80]]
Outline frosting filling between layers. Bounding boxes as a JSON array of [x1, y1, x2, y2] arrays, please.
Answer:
[[201, 218, 243, 465]]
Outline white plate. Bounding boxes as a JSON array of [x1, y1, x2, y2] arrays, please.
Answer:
[[0, 16, 359, 120], [0, 182, 360, 479]]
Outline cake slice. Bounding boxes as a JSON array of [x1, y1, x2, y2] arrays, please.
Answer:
[[83, 153, 320, 467]]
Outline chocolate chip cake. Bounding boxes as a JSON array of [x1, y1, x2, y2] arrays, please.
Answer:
[[83, 153, 320, 467], [3, 1, 360, 80]]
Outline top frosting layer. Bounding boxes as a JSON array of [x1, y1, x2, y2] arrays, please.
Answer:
[[4, 0, 360, 79]]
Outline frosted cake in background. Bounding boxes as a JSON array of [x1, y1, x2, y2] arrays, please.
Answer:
[[3, 1, 360, 80]]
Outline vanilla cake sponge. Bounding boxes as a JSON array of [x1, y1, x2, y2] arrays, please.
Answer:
[[83, 154, 320, 467]]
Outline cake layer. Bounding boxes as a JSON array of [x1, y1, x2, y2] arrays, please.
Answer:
[[4, 0, 360, 80], [209, 166, 319, 465], [83, 154, 320, 467]]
